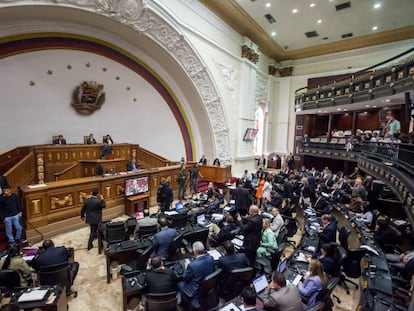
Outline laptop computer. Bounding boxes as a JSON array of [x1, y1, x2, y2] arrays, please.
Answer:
[[175, 202, 184, 212], [197, 214, 212, 227], [252, 274, 268, 297]]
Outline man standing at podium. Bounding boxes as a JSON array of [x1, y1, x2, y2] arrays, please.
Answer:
[[81, 189, 106, 251]]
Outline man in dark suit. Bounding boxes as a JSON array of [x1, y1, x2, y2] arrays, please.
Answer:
[[198, 155, 207, 165], [33, 239, 79, 284], [283, 178, 295, 199], [86, 133, 97, 144], [178, 241, 215, 308], [318, 214, 337, 244], [0, 173, 9, 196], [313, 191, 330, 214], [144, 256, 177, 294], [217, 240, 250, 273], [53, 135, 67, 145], [126, 158, 139, 171], [235, 181, 252, 217], [210, 214, 238, 247], [151, 217, 177, 260], [240, 205, 262, 265], [80, 188, 106, 250]]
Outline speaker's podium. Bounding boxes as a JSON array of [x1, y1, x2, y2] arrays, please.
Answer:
[[125, 194, 150, 217]]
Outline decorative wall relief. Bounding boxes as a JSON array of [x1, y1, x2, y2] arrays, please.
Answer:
[[50, 194, 73, 210], [71, 81, 106, 115]]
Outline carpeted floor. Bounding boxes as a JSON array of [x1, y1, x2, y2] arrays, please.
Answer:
[[31, 203, 361, 311]]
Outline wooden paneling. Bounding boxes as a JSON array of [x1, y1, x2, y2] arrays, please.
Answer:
[[137, 147, 176, 168], [199, 165, 232, 184], [20, 165, 181, 241], [333, 113, 353, 131], [80, 159, 127, 177], [32, 144, 137, 182], [356, 111, 381, 131], [0, 146, 31, 174], [4, 152, 35, 192]]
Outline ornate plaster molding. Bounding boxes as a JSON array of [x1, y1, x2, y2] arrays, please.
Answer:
[[215, 62, 237, 91], [1, 0, 231, 163]]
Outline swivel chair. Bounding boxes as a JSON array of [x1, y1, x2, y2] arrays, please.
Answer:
[[104, 221, 128, 245], [146, 291, 177, 311], [220, 267, 255, 301], [276, 226, 287, 246], [283, 216, 298, 248], [329, 245, 347, 303], [135, 245, 154, 271], [0, 270, 20, 293], [182, 227, 209, 254], [338, 226, 352, 251], [135, 224, 158, 240], [340, 248, 366, 294], [38, 262, 77, 298], [166, 233, 184, 263]]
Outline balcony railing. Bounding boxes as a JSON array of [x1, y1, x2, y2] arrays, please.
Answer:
[[295, 48, 414, 111]]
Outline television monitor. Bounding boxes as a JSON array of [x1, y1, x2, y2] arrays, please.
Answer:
[[243, 128, 258, 141], [125, 176, 149, 197]]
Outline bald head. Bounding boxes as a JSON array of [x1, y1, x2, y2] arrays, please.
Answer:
[[249, 205, 259, 215]]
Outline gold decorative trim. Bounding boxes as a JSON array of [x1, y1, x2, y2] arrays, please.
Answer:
[[51, 194, 73, 210]]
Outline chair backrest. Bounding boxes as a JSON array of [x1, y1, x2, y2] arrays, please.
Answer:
[[167, 234, 183, 262], [331, 245, 347, 277], [271, 243, 285, 272], [284, 216, 298, 237], [169, 213, 188, 229], [38, 263, 71, 290], [183, 227, 209, 248], [0, 269, 20, 290], [371, 209, 380, 229], [146, 291, 177, 311], [224, 267, 255, 300], [342, 248, 366, 278], [316, 277, 339, 303], [135, 245, 154, 271], [105, 221, 127, 244], [338, 226, 351, 251], [137, 225, 158, 239], [277, 226, 287, 245], [198, 268, 222, 311]]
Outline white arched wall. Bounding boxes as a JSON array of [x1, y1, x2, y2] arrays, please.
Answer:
[[0, 0, 231, 163]]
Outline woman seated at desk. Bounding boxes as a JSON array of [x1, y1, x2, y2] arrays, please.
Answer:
[[0, 245, 33, 287], [298, 259, 328, 307]]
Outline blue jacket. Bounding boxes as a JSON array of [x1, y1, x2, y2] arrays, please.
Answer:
[[182, 254, 215, 297], [152, 227, 177, 260], [217, 253, 250, 273], [298, 275, 324, 306]]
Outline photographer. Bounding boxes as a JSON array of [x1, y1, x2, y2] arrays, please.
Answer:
[[157, 180, 173, 212]]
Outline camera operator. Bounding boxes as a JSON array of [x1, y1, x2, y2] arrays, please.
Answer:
[[157, 180, 173, 212]]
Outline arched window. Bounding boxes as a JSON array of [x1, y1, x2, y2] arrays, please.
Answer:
[[254, 106, 264, 155]]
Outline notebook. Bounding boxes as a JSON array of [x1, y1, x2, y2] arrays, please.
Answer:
[[252, 274, 268, 294], [18, 289, 49, 302]]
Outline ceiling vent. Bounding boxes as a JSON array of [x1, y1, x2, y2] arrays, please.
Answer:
[[342, 32, 353, 38], [265, 14, 276, 23], [336, 2, 351, 11], [305, 31, 319, 38]]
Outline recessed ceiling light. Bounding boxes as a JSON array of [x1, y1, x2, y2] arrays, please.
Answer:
[[317, 19, 322, 24], [364, 111, 368, 114], [385, 99, 390, 102], [310, 3, 316, 7], [265, 3, 271, 8], [374, 3, 381, 9], [373, 105, 377, 108], [271, 31, 276, 36], [365, 105, 370, 107], [318, 110, 322, 113], [323, 111, 328, 113], [344, 109, 348, 111], [372, 26, 378, 31], [337, 108, 342, 111], [292, 8, 298, 13]]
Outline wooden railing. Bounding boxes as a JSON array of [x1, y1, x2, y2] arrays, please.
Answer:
[[137, 146, 177, 168], [0, 146, 31, 174], [53, 162, 81, 181], [4, 152, 36, 192]]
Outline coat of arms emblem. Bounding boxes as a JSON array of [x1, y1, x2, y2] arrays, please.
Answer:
[[71, 81, 105, 115]]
